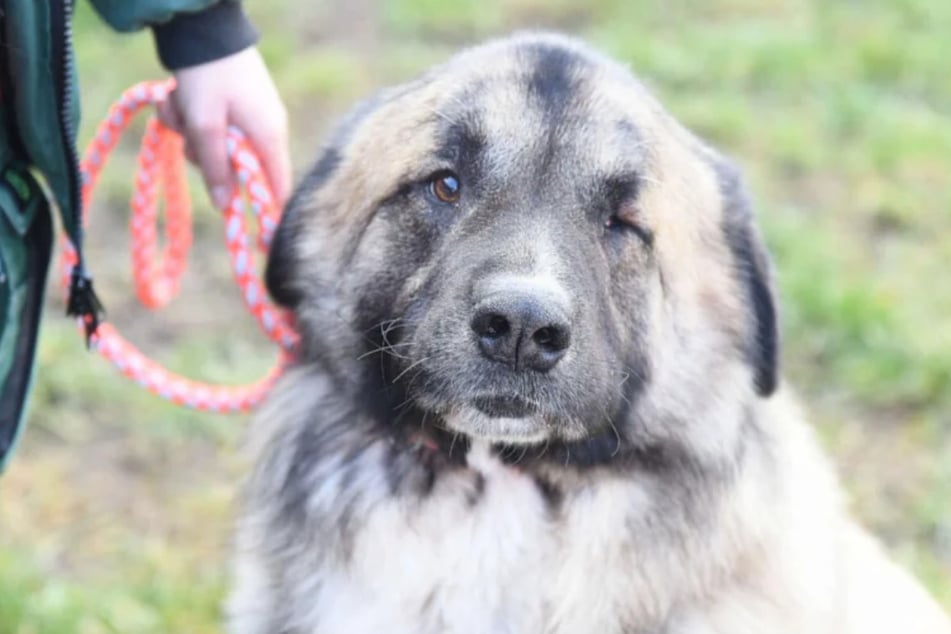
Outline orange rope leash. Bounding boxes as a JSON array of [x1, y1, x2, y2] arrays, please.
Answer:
[[60, 80, 298, 413]]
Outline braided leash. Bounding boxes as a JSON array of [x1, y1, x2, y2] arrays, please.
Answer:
[[61, 79, 298, 413]]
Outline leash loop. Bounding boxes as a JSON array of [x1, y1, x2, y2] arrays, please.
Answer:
[[61, 79, 298, 413]]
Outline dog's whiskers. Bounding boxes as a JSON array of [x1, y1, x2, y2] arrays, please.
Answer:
[[448, 430, 461, 458], [391, 356, 431, 384], [422, 103, 459, 125], [357, 340, 413, 361], [600, 409, 623, 458]]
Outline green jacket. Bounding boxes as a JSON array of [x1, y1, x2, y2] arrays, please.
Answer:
[[0, 0, 257, 472]]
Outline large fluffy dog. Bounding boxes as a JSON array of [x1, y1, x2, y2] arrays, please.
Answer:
[[229, 33, 951, 633]]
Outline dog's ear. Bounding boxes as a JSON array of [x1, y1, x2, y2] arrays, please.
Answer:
[[265, 148, 341, 308], [265, 92, 400, 308], [715, 158, 780, 396]]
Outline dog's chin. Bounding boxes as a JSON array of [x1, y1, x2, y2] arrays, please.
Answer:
[[443, 406, 550, 445]]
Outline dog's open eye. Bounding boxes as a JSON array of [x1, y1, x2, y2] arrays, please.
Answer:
[[428, 171, 462, 204]]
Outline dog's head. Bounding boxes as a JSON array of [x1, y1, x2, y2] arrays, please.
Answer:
[[267, 33, 778, 464]]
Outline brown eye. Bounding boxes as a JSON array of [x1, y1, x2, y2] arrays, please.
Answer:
[[429, 171, 461, 203]]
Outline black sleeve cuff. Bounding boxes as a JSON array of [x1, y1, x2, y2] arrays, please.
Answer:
[[151, 2, 259, 71]]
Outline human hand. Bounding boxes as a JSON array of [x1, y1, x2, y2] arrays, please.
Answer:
[[156, 47, 291, 210]]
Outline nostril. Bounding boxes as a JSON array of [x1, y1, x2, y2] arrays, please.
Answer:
[[485, 315, 510, 338], [532, 324, 570, 352], [533, 327, 554, 348], [471, 311, 511, 339]]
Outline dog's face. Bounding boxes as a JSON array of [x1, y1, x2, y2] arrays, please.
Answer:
[[268, 34, 778, 461]]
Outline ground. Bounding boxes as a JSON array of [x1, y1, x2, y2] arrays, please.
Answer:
[[1, 1, 949, 632]]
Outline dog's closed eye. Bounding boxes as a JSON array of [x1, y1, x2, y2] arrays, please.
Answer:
[[603, 176, 652, 246]]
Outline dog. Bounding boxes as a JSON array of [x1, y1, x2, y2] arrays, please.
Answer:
[[227, 33, 951, 633]]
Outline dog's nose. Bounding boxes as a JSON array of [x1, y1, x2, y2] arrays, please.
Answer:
[[471, 293, 571, 372]]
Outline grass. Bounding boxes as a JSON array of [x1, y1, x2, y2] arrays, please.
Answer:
[[1, 0, 949, 630]]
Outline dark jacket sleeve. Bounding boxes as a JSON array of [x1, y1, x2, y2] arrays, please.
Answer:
[[86, 0, 259, 70]]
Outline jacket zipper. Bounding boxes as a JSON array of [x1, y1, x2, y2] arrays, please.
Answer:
[[52, 0, 104, 343]]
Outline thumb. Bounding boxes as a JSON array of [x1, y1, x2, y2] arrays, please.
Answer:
[[186, 117, 232, 210]]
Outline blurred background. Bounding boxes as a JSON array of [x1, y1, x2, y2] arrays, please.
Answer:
[[1, 0, 949, 631]]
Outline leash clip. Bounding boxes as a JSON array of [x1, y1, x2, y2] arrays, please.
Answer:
[[66, 266, 104, 346]]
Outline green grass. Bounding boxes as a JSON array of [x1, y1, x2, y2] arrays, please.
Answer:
[[1, 1, 949, 631]]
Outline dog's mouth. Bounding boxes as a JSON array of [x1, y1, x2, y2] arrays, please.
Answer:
[[434, 395, 546, 444], [442, 405, 549, 444], [389, 329, 594, 444], [471, 394, 538, 418]]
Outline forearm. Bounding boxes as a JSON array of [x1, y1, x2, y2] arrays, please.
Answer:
[[86, 0, 258, 70], [151, 2, 258, 70]]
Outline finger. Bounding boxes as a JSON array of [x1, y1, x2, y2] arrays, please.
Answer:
[[237, 111, 292, 207], [259, 127, 292, 208], [155, 97, 184, 134], [185, 116, 231, 210]]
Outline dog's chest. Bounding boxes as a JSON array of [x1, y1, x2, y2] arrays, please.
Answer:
[[308, 442, 653, 633]]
